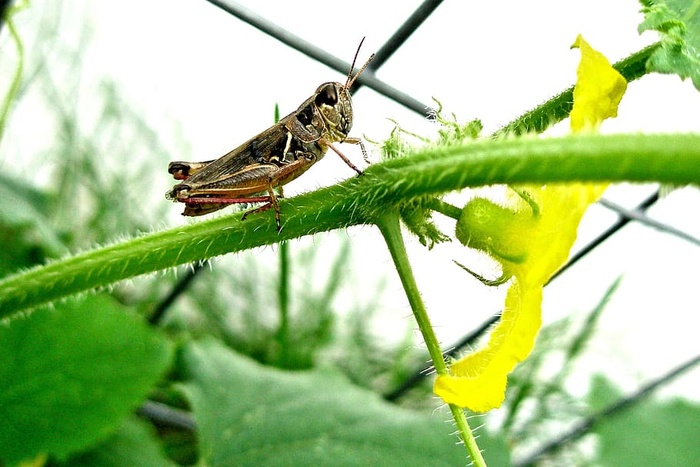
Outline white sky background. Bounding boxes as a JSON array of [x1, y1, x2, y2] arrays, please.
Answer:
[[3, 0, 700, 402]]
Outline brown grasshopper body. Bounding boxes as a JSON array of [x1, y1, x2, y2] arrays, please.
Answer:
[[166, 41, 374, 230]]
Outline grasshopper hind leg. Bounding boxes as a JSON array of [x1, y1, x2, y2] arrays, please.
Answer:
[[241, 185, 282, 231]]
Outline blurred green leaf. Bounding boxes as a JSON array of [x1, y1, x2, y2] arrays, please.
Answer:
[[0, 173, 67, 275], [178, 338, 510, 466], [0, 295, 173, 464], [589, 375, 700, 466], [639, 0, 700, 89], [62, 416, 174, 467]]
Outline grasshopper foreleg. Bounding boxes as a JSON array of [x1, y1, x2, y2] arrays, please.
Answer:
[[328, 142, 363, 175], [343, 137, 371, 165]]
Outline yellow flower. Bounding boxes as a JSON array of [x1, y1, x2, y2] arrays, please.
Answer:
[[570, 34, 628, 132], [434, 36, 627, 412]]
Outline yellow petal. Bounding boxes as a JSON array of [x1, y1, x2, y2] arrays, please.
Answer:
[[434, 282, 541, 411], [441, 183, 605, 412], [437, 36, 626, 413], [570, 34, 628, 132], [509, 184, 605, 286]]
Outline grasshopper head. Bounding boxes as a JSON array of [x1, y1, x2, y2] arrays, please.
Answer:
[[314, 82, 353, 141], [313, 41, 374, 143]]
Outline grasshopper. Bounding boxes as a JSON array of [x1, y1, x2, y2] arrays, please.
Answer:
[[166, 40, 374, 231]]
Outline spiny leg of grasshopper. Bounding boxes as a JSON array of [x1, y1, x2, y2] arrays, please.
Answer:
[[240, 184, 280, 226], [344, 137, 372, 165], [328, 138, 369, 175], [181, 157, 314, 231], [184, 190, 282, 230]]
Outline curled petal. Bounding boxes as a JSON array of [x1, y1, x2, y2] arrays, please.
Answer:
[[570, 34, 628, 132], [435, 283, 541, 412]]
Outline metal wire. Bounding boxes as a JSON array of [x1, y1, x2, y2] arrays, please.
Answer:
[[205, 0, 434, 115], [598, 197, 700, 247], [515, 353, 700, 466], [149, 261, 207, 325], [137, 400, 197, 431], [366, 0, 444, 72]]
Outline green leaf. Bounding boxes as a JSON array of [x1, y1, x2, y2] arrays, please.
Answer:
[[0, 295, 173, 464], [0, 173, 67, 276], [178, 339, 510, 466], [588, 375, 700, 466], [638, 0, 700, 90], [62, 416, 174, 467]]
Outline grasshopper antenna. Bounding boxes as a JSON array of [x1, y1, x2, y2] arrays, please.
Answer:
[[345, 37, 375, 90]]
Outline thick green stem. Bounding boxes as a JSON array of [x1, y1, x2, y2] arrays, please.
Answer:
[[274, 103, 291, 361], [375, 212, 445, 374], [375, 211, 486, 467], [1, 133, 699, 316]]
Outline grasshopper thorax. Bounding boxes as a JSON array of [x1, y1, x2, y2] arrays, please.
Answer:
[[314, 82, 353, 142]]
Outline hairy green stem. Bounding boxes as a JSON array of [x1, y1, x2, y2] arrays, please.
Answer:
[[494, 42, 658, 136], [276, 241, 291, 361], [375, 212, 446, 374], [273, 104, 291, 362], [375, 211, 486, 467], [1, 133, 699, 316], [425, 198, 462, 220]]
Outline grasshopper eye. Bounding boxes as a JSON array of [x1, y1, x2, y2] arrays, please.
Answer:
[[315, 84, 338, 107]]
